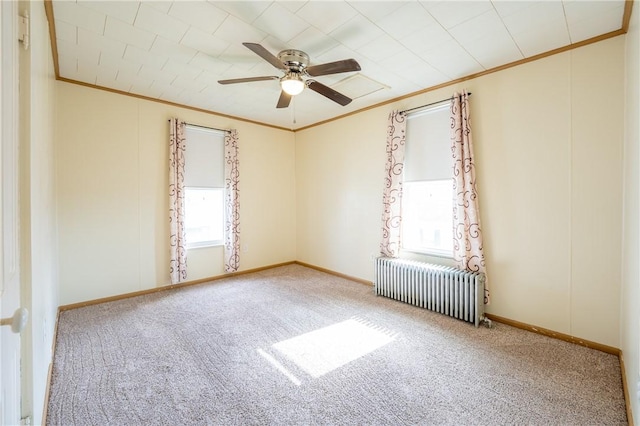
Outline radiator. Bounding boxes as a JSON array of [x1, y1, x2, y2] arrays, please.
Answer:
[[374, 257, 486, 327]]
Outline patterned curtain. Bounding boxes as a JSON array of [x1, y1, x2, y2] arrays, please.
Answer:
[[224, 130, 240, 272], [169, 118, 187, 284], [380, 110, 407, 257], [450, 92, 489, 303]]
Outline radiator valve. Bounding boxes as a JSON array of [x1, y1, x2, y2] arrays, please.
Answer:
[[481, 317, 493, 329]]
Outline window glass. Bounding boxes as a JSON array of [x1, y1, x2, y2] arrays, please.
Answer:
[[185, 188, 224, 248], [402, 180, 453, 256]]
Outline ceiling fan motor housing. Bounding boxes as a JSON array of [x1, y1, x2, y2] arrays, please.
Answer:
[[278, 49, 310, 73]]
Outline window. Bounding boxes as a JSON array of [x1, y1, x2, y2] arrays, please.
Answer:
[[402, 104, 453, 257], [184, 125, 225, 248]]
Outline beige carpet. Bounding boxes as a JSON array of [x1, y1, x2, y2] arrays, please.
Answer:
[[47, 264, 627, 425]]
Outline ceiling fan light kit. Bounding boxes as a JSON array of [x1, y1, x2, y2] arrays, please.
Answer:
[[281, 73, 305, 96], [219, 42, 361, 109]]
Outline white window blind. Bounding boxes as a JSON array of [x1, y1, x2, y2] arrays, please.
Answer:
[[184, 126, 224, 188], [404, 104, 451, 182]]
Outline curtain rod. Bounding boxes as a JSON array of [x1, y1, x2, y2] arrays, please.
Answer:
[[168, 120, 230, 134], [402, 92, 472, 115]]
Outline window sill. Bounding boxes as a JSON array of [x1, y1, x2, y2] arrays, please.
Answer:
[[402, 248, 453, 259], [187, 242, 224, 250]]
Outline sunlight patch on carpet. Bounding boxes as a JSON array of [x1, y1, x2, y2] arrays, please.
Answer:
[[272, 318, 396, 378], [257, 348, 302, 386]]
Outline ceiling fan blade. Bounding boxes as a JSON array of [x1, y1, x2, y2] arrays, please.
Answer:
[[218, 76, 279, 85], [243, 42, 287, 70], [306, 59, 361, 77], [307, 81, 352, 106], [276, 91, 292, 109]]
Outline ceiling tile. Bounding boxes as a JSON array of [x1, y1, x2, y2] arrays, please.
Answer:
[[500, 2, 566, 36], [491, 0, 537, 18], [78, 28, 127, 59], [510, 20, 571, 57], [104, 16, 156, 50], [168, 1, 228, 34], [76, 60, 99, 85], [448, 9, 505, 45], [162, 60, 204, 80], [346, 1, 405, 23], [377, 2, 438, 40], [313, 44, 361, 67], [96, 74, 132, 93], [279, 2, 308, 14], [189, 52, 233, 75], [214, 14, 268, 44], [137, 65, 177, 86], [357, 34, 405, 63], [218, 45, 262, 74], [563, 0, 625, 24], [565, 2, 624, 43], [57, 39, 100, 67], [196, 70, 228, 87], [382, 50, 448, 88], [53, 1, 106, 34], [151, 37, 198, 65], [116, 70, 152, 91], [57, 54, 78, 79], [332, 73, 389, 100], [99, 52, 143, 76], [329, 15, 385, 51], [210, 1, 272, 23], [55, 19, 77, 44], [144, 2, 171, 14], [421, 39, 484, 79], [253, 3, 308, 42], [134, 3, 189, 43], [143, 81, 170, 99], [94, 63, 118, 83], [123, 45, 168, 70], [171, 75, 208, 93], [295, 1, 358, 34], [287, 27, 340, 57], [79, 0, 139, 25], [426, 0, 494, 29], [462, 31, 523, 69], [399, 23, 454, 57], [181, 27, 230, 57]]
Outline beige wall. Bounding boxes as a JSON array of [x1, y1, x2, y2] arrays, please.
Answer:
[[296, 37, 625, 348], [19, 1, 58, 424], [622, 0, 640, 419], [56, 84, 296, 305]]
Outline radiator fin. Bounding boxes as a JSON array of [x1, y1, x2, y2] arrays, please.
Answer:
[[374, 257, 485, 327]]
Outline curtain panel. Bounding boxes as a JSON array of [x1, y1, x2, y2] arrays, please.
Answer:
[[169, 118, 187, 284], [450, 92, 489, 303], [224, 129, 240, 273], [380, 110, 407, 258]]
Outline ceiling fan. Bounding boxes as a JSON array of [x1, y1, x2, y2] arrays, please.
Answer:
[[218, 43, 361, 109]]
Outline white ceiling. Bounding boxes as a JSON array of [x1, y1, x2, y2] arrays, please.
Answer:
[[52, 1, 627, 130]]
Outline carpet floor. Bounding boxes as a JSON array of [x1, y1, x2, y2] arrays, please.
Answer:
[[47, 264, 627, 425]]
